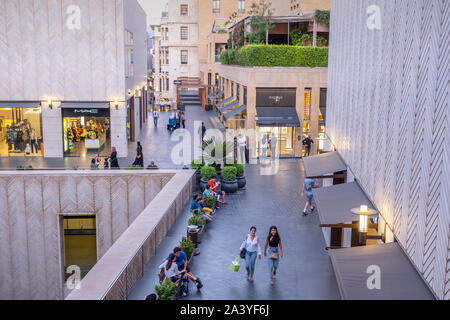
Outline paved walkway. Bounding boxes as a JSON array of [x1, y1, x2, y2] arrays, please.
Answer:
[[128, 159, 340, 300], [0, 105, 223, 170]]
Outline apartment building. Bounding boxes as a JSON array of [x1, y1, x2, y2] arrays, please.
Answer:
[[289, 0, 330, 15]]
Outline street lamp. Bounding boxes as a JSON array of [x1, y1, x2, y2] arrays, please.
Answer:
[[351, 205, 381, 246], [48, 97, 53, 109]]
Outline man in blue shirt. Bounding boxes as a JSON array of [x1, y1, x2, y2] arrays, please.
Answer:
[[301, 178, 319, 216], [164, 247, 203, 290]]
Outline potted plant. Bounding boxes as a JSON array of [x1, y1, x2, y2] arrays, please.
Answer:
[[180, 236, 196, 269], [300, 33, 313, 46], [235, 164, 246, 189], [154, 279, 177, 300], [200, 166, 217, 191], [191, 159, 204, 185], [188, 215, 206, 244], [221, 166, 238, 194], [203, 195, 216, 212]]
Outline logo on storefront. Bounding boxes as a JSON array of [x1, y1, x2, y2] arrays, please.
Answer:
[[74, 109, 99, 114], [269, 96, 283, 104]]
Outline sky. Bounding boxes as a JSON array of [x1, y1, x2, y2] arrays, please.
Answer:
[[137, 0, 167, 26]]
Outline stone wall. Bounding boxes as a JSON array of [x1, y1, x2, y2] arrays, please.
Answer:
[[0, 170, 177, 300]]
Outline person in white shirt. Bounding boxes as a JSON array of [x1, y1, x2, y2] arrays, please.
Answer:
[[159, 253, 190, 297], [153, 109, 160, 127], [237, 134, 246, 164], [239, 226, 262, 282]]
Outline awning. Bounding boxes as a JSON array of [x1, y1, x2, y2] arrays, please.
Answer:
[[208, 89, 220, 99], [216, 97, 232, 109], [218, 100, 239, 114], [210, 91, 224, 100], [223, 105, 247, 121], [0, 102, 41, 108], [330, 243, 435, 300], [303, 151, 347, 178], [312, 182, 377, 225], [60, 102, 110, 109], [256, 107, 300, 127]]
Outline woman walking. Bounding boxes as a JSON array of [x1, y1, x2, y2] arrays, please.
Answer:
[[264, 226, 283, 285], [132, 141, 144, 167], [239, 226, 262, 282], [110, 146, 120, 169]]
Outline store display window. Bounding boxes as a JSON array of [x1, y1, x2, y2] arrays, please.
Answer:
[[0, 107, 43, 157], [62, 109, 111, 157]]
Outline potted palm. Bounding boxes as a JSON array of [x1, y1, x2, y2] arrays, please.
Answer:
[[202, 139, 234, 179], [235, 164, 246, 189], [221, 166, 238, 194], [200, 166, 217, 191]]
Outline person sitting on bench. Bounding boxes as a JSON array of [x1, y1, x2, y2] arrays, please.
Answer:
[[190, 194, 213, 221]]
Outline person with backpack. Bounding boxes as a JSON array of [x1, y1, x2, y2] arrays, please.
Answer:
[[302, 135, 314, 157], [153, 109, 160, 127], [239, 226, 262, 282], [264, 226, 283, 285]]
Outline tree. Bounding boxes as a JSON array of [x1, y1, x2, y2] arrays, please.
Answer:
[[247, 0, 275, 45]]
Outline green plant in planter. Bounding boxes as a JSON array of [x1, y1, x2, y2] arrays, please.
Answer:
[[235, 164, 244, 177], [203, 195, 216, 209], [201, 166, 217, 181], [191, 159, 204, 170], [300, 33, 313, 46], [222, 166, 237, 181], [125, 165, 142, 170], [180, 236, 195, 260], [188, 215, 205, 228], [155, 279, 177, 300]]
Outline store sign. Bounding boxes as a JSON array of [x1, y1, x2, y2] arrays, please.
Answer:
[[62, 108, 110, 118], [256, 88, 296, 108], [174, 80, 182, 85]]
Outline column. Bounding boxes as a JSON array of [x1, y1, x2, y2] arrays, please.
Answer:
[[310, 87, 320, 156], [110, 103, 128, 158], [295, 87, 305, 157], [41, 102, 63, 158], [247, 87, 257, 162]]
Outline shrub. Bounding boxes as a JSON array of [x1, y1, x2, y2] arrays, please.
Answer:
[[180, 236, 195, 260], [290, 28, 306, 46], [222, 166, 237, 181], [220, 49, 239, 65], [154, 279, 176, 300], [188, 215, 205, 228], [315, 10, 330, 28], [235, 164, 244, 177], [221, 45, 328, 67], [300, 34, 313, 46], [200, 166, 217, 181], [125, 165, 142, 170], [203, 195, 216, 209]]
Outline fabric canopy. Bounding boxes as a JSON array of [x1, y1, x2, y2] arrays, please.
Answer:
[[216, 97, 232, 108], [256, 107, 300, 127], [208, 90, 219, 99], [330, 243, 435, 300], [211, 91, 224, 100], [312, 182, 376, 225], [0, 102, 41, 108], [223, 105, 247, 121], [303, 151, 347, 178], [219, 100, 239, 114]]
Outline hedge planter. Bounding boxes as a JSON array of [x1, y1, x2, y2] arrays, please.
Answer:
[[221, 179, 239, 193], [237, 176, 247, 189]]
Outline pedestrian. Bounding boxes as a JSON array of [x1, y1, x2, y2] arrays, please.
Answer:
[[132, 141, 144, 167], [237, 133, 246, 164], [103, 158, 109, 169], [90, 158, 98, 170], [176, 111, 181, 129], [301, 178, 319, 216], [110, 146, 120, 169], [30, 129, 39, 154], [234, 137, 238, 162], [95, 154, 101, 167], [181, 112, 186, 129], [201, 122, 206, 141], [239, 226, 262, 282], [264, 226, 283, 285], [302, 135, 314, 157], [153, 109, 160, 127]]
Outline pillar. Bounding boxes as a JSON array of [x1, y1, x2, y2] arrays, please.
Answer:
[[310, 87, 320, 155], [41, 102, 63, 158], [295, 87, 305, 158]]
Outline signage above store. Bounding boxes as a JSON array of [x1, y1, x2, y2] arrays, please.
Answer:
[[256, 88, 296, 108], [174, 80, 182, 85], [62, 108, 110, 118]]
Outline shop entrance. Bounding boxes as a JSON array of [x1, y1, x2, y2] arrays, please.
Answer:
[[0, 107, 43, 157], [63, 109, 111, 157], [256, 126, 296, 158]]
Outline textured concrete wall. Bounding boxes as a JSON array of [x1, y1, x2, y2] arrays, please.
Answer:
[[327, 0, 449, 300], [0, 170, 175, 300], [66, 170, 195, 300]]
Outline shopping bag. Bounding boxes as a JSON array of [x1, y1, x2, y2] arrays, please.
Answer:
[[230, 256, 240, 272]]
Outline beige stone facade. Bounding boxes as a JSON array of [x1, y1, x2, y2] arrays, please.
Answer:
[[218, 65, 327, 158], [289, 0, 330, 14]]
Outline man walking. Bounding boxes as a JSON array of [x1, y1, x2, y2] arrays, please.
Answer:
[[238, 133, 246, 164], [270, 135, 278, 161], [153, 109, 160, 127], [301, 178, 319, 216], [201, 122, 206, 141], [302, 135, 314, 157]]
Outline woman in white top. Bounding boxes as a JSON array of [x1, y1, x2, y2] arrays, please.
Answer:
[[239, 226, 262, 282], [159, 253, 181, 281]]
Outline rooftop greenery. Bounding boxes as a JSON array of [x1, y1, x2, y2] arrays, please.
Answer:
[[220, 45, 328, 67]]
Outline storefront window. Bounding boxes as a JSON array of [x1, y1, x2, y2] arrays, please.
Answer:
[[0, 107, 43, 157], [256, 127, 295, 158], [63, 109, 111, 157]]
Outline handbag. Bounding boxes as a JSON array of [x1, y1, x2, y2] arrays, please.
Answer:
[[268, 251, 279, 260], [240, 235, 248, 259], [230, 256, 241, 272], [158, 268, 166, 284]]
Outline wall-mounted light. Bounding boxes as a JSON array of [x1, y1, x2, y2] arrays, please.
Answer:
[[351, 205, 382, 246], [48, 97, 53, 109], [114, 97, 119, 110]]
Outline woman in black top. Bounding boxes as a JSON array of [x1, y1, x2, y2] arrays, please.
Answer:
[[110, 146, 120, 169], [264, 226, 283, 285]]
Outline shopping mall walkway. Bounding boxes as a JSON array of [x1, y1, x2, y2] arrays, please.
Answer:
[[0, 105, 222, 170], [128, 159, 340, 300]]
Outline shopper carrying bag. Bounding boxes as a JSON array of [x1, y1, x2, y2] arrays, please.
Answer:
[[239, 226, 262, 282]]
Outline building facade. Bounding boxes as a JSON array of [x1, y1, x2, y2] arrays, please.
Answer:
[[0, 0, 147, 159], [289, 0, 330, 15], [327, 0, 449, 299]]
